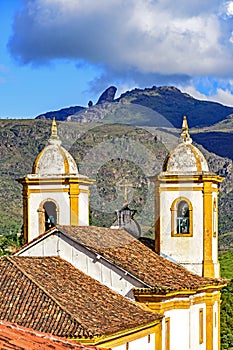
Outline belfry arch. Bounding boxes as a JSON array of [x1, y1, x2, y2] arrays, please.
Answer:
[[38, 199, 59, 234], [18, 119, 94, 243], [151, 116, 223, 278]]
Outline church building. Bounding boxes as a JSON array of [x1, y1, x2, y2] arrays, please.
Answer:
[[2, 117, 227, 350], [151, 116, 223, 278], [17, 119, 94, 243]]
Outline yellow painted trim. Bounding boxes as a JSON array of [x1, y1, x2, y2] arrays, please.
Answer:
[[28, 189, 69, 193], [79, 189, 90, 194], [170, 196, 193, 237], [32, 148, 45, 174], [69, 183, 80, 225], [165, 317, 170, 350], [203, 182, 215, 278], [156, 321, 162, 350], [199, 308, 204, 344], [218, 295, 221, 350], [189, 144, 202, 171], [147, 299, 191, 314], [17, 176, 95, 186], [204, 292, 221, 350], [22, 184, 30, 244], [213, 198, 217, 238], [156, 174, 224, 183], [70, 320, 162, 347], [160, 186, 205, 191], [58, 145, 70, 174], [154, 180, 160, 253], [134, 285, 226, 312]]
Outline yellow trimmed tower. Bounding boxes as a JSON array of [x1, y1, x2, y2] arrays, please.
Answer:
[[18, 119, 94, 244], [151, 116, 223, 278]]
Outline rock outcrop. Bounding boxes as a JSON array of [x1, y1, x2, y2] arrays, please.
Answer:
[[96, 86, 117, 105]]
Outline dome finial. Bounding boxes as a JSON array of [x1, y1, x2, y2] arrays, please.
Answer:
[[180, 116, 192, 144], [51, 118, 57, 137], [49, 118, 61, 145]]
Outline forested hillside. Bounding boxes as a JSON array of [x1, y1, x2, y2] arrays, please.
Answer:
[[0, 118, 232, 254], [220, 251, 233, 349]]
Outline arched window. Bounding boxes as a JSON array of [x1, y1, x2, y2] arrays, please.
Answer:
[[177, 200, 189, 234], [171, 197, 193, 236], [44, 201, 57, 231], [38, 199, 59, 234]]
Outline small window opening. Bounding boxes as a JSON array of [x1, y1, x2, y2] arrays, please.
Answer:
[[176, 200, 189, 234]]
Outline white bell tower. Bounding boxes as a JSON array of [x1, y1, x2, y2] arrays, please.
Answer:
[[151, 117, 223, 278], [18, 119, 94, 243]]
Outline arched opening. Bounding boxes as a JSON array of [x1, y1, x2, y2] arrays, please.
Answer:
[[38, 199, 59, 234], [171, 197, 193, 236], [44, 201, 57, 231], [176, 200, 189, 234]]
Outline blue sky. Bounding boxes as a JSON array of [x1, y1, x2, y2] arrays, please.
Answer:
[[2, 0, 233, 118]]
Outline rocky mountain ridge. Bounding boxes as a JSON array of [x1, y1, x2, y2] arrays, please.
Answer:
[[36, 85, 233, 128]]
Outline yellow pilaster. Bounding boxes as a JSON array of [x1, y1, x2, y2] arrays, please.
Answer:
[[69, 182, 80, 225], [154, 180, 160, 253], [205, 293, 216, 350], [203, 181, 215, 278], [22, 184, 30, 244], [155, 321, 162, 350], [217, 293, 221, 350]]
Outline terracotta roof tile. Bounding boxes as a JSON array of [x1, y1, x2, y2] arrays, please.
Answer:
[[0, 320, 108, 349], [0, 256, 161, 339], [57, 225, 225, 291]]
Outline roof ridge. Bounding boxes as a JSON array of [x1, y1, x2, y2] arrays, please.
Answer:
[[57, 226, 152, 288], [6, 256, 96, 338]]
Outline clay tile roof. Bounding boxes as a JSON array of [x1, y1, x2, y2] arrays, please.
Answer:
[[0, 256, 161, 339], [0, 320, 109, 350], [57, 226, 226, 292]]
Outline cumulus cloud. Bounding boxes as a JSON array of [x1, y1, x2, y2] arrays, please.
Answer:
[[222, 1, 233, 16], [7, 0, 233, 89], [180, 82, 233, 107], [9, 0, 231, 69]]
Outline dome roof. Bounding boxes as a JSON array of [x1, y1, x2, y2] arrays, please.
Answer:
[[32, 119, 78, 176], [163, 116, 209, 173]]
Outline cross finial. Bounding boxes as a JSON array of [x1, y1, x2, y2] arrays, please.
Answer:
[[180, 116, 192, 144]]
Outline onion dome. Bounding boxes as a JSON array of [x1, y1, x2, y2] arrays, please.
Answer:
[[163, 116, 209, 173], [32, 119, 78, 176]]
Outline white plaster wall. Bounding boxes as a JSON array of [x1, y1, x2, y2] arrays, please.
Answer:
[[189, 302, 206, 350], [160, 187, 204, 275], [112, 333, 155, 350], [78, 191, 89, 225], [17, 233, 143, 298], [161, 298, 208, 350], [18, 235, 60, 257], [28, 186, 70, 241], [163, 308, 190, 350]]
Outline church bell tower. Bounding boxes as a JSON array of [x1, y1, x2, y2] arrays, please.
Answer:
[[151, 117, 223, 278], [18, 119, 94, 243]]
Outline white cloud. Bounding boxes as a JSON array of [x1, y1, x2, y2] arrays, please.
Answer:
[[7, 0, 233, 85], [180, 84, 233, 107], [223, 1, 233, 16], [209, 88, 233, 106]]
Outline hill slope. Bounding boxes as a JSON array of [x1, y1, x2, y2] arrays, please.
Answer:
[[36, 85, 233, 128], [0, 119, 232, 248]]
